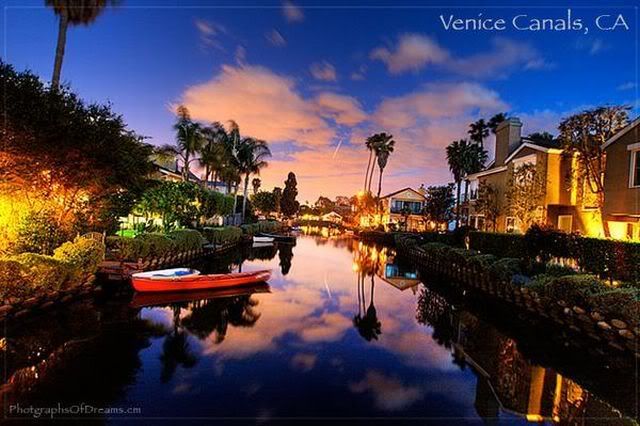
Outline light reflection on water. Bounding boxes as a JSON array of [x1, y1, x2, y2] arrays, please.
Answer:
[[0, 233, 635, 424]]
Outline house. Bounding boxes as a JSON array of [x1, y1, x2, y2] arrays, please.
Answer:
[[463, 117, 598, 234], [380, 187, 427, 231], [150, 160, 229, 195], [321, 211, 343, 224], [602, 118, 640, 240]]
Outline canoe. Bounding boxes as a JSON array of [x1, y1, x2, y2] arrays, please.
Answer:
[[130, 282, 271, 308], [253, 236, 274, 243], [259, 233, 297, 242], [131, 269, 271, 293]]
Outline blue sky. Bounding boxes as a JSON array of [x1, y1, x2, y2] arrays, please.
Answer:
[[4, 0, 638, 201]]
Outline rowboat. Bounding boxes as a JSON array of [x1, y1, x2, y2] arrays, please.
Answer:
[[130, 282, 271, 308], [258, 233, 297, 243], [131, 268, 271, 293], [253, 236, 274, 243]]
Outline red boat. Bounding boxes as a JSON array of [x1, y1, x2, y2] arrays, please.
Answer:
[[130, 283, 271, 308], [131, 268, 271, 293]]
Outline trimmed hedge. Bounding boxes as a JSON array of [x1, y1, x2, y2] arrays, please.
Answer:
[[201, 226, 243, 245], [240, 220, 280, 236], [106, 229, 206, 262], [469, 227, 640, 284]]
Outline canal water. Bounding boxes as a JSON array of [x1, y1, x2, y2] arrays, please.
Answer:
[[1, 233, 637, 424]]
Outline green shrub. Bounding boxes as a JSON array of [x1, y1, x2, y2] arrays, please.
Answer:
[[545, 263, 577, 277], [489, 258, 523, 282], [467, 254, 498, 269], [536, 274, 604, 306], [0, 259, 33, 301], [13, 209, 68, 255], [240, 220, 280, 236], [136, 233, 175, 258], [11, 253, 74, 290], [53, 236, 105, 277], [167, 229, 205, 251], [421, 242, 452, 256], [589, 288, 640, 325], [201, 226, 243, 245]]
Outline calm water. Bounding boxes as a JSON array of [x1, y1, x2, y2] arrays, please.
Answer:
[[1, 233, 637, 424]]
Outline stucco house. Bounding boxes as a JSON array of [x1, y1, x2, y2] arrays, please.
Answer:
[[463, 117, 598, 235], [380, 187, 427, 231], [602, 118, 640, 240]]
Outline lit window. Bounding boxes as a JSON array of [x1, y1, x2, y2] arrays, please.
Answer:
[[631, 150, 640, 188], [506, 217, 517, 233]]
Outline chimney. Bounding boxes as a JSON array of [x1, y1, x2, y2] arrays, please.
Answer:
[[494, 117, 522, 166]]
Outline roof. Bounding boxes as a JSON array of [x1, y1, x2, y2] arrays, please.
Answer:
[[467, 166, 508, 180], [520, 136, 562, 149], [503, 142, 562, 164], [603, 117, 640, 149], [155, 162, 201, 182], [467, 141, 562, 180], [381, 187, 427, 200]]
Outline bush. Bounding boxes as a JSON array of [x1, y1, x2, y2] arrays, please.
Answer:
[[240, 220, 280, 236], [534, 274, 604, 307], [469, 231, 527, 259], [11, 253, 75, 290], [201, 226, 243, 245], [53, 236, 105, 277], [489, 258, 523, 283], [467, 254, 498, 269], [106, 236, 145, 261], [589, 288, 640, 325], [421, 242, 452, 256], [136, 233, 175, 258], [545, 263, 577, 277], [13, 209, 69, 255], [0, 259, 32, 301], [167, 229, 205, 251]]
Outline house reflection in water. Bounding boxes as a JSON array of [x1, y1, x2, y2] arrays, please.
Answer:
[[416, 286, 631, 423], [354, 242, 421, 293]]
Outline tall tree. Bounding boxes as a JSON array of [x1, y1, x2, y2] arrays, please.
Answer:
[[272, 187, 282, 214], [372, 133, 395, 204], [506, 163, 546, 231], [237, 138, 271, 222], [558, 105, 629, 237], [446, 139, 487, 227], [468, 119, 490, 148], [364, 134, 380, 192], [527, 131, 556, 146], [281, 172, 299, 217], [474, 182, 501, 231], [199, 122, 229, 184], [423, 184, 455, 230], [158, 106, 204, 182], [252, 177, 261, 194], [46, 0, 116, 89]]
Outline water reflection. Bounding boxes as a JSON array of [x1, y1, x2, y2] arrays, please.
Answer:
[[0, 236, 635, 423]]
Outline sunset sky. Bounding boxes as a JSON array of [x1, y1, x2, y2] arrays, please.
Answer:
[[6, 0, 638, 202]]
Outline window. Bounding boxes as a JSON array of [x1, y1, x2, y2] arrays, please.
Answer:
[[505, 217, 517, 233], [631, 150, 640, 188], [557, 215, 573, 233], [468, 180, 479, 200]]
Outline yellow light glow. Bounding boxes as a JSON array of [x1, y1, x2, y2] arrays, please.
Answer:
[[608, 221, 629, 240]]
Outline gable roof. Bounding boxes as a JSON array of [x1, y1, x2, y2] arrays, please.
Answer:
[[503, 142, 562, 164], [381, 187, 427, 200], [603, 117, 640, 149]]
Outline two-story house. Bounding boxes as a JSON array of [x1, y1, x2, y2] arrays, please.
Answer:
[[463, 117, 598, 234], [603, 118, 640, 240], [380, 187, 427, 231]]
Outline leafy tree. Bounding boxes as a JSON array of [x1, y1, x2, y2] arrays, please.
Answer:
[[158, 106, 204, 182], [558, 105, 630, 237], [46, 0, 116, 89], [272, 187, 282, 214], [199, 122, 229, 184], [0, 62, 154, 235], [527, 131, 556, 145], [281, 172, 299, 217], [252, 177, 261, 194], [488, 113, 508, 134], [474, 182, 501, 231], [315, 196, 335, 214], [252, 191, 277, 216], [506, 163, 546, 231], [423, 184, 455, 229]]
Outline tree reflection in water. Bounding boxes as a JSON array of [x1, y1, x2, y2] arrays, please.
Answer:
[[352, 243, 383, 342], [159, 304, 197, 383], [181, 295, 261, 344], [278, 243, 294, 275]]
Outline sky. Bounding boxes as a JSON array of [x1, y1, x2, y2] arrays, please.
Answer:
[[4, 0, 639, 202]]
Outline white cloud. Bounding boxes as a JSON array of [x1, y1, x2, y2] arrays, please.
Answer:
[[282, 0, 304, 23], [350, 371, 424, 411], [350, 65, 367, 81], [314, 93, 367, 125], [266, 29, 287, 47], [370, 34, 449, 74], [371, 34, 550, 78], [617, 81, 637, 91], [310, 61, 338, 81], [194, 19, 226, 51]]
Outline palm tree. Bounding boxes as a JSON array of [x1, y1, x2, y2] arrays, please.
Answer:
[[252, 177, 261, 194], [46, 0, 116, 89], [158, 106, 204, 182], [468, 119, 489, 148], [363, 135, 379, 192], [446, 139, 488, 227], [488, 113, 508, 135], [237, 138, 271, 222], [199, 122, 229, 185], [373, 133, 395, 204]]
